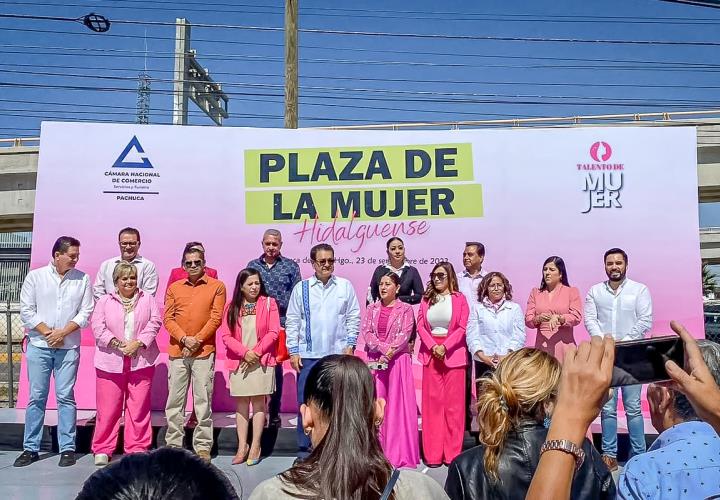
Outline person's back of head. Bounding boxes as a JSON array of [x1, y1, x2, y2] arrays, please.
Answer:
[[281, 354, 394, 500], [672, 340, 720, 422], [75, 448, 240, 500], [476, 348, 561, 482]]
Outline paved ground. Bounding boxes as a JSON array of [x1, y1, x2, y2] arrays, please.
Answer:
[[0, 450, 450, 500]]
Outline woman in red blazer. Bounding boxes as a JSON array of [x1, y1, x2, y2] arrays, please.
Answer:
[[220, 268, 279, 466], [525, 255, 582, 362], [417, 261, 470, 467]]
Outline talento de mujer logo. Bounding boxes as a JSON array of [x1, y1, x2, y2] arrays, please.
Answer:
[[578, 141, 624, 214]]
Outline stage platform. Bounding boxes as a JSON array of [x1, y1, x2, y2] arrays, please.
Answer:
[[0, 408, 647, 500], [0, 408, 658, 458]]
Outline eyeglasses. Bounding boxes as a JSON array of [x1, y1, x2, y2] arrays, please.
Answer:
[[314, 258, 335, 266], [430, 272, 448, 280], [183, 260, 203, 268], [488, 283, 504, 289], [119, 242, 139, 247]]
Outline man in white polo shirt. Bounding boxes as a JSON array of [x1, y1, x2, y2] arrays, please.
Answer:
[[584, 247, 652, 472], [93, 227, 158, 300], [285, 243, 360, 458], [15, 236, 94, 468]]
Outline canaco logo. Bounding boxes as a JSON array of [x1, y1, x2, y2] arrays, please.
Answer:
[[113, 136, 154, 169], [104, 135, 160, 201], [589, 141, 612, 162]]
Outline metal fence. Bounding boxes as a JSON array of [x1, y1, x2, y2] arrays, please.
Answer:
[[0, 301, 23, 407]]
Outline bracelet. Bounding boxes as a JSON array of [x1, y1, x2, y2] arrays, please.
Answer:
[[540, 439, 585, 470]]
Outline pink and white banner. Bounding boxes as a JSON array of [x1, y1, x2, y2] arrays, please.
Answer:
[[18, 122, 701, 410]]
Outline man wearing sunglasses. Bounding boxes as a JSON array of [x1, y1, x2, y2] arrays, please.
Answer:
[[285, 243, 361, 458], [93, 227, 159, 300], [163, 247, 226, 462]]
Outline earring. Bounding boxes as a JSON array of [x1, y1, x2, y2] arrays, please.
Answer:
[[304, 427, 312, 436], [374, 420, 382, 427]]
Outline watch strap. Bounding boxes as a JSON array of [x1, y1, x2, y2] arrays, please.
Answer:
[[540, 439, 585, 470]]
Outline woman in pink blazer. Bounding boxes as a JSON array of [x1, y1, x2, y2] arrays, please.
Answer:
[[417, 262, 470, 467], [361, 271, 419, 468], [220, 268, 279, 466], [90, 262, 161, 466], [525, 256, 582, 362]]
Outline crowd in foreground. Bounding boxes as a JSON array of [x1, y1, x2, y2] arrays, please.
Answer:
[[12, 228, 720, 499]]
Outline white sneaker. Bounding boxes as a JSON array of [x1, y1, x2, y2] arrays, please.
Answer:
[[94, 453, 109, 466]]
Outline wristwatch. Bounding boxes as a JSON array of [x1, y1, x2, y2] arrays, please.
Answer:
[[540, 439, 585, 470]]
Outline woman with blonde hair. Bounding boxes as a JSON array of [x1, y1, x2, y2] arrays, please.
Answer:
[[444, 348, 614, 500], [91, 262, 161, 467]]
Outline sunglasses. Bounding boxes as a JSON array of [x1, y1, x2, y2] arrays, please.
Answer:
[[430, 272, 448, 280], [314, 258, 335, 266], [183, 260, 203, 268]]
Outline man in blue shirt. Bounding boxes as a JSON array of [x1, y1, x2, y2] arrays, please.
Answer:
[[286, 243, 361, 457], [247, 229, 301, 427], [618, 340, 720, 499]]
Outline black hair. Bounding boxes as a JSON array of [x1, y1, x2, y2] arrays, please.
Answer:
[[465, 241, 486, 257], [75, 448, 240, 500], [603, 247, 628, 265], [539, 256, 570, 290], [280, 355, 394, 500], [51, 236, 80, 257], [226, 268, 268, 333], [118, 227, 141, 242], [310, 243, 334, 261]]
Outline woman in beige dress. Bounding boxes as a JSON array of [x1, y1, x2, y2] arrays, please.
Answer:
[[220, 268, 280, 466]]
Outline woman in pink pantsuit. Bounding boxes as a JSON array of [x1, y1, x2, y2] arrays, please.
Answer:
[[417, 262, 469, 467], [361, 271, 419, 468], [525, 255, 582, 362], [91, 262, 161, 466]]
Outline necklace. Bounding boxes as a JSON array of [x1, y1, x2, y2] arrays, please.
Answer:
[[242, 301, 257, 316]]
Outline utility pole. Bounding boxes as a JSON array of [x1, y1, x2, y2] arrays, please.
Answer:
[[173, 18, 229, 126], [285, 0, 298, 129]]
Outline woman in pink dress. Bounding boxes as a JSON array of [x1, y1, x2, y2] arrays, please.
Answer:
[[525, 256, 582, 361], [360, 271, 419, 468]]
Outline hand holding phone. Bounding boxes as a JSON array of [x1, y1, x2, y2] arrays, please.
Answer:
[[611, 335, 684, 387]]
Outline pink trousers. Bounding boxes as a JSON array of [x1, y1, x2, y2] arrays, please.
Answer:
[[92, 358, 154, 456], [421, 357, 465, 465]]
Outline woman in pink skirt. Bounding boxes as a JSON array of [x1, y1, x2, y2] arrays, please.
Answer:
[[361, 271, 419, 468]]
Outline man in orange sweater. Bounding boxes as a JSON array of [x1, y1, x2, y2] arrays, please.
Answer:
[[163, 247, 226, 462]]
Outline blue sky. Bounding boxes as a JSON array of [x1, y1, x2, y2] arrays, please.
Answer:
[[2, 0, 720, 222]]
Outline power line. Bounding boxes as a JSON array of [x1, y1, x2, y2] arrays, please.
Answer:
[[4, 0, 720, 24], [4, 21, 720, 47], [3, 61, 720, 90]]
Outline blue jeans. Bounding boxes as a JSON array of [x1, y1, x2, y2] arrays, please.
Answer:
[[24, 344, 80, 453], [296, 358, 320, 457], [601, 384, 646, 458]]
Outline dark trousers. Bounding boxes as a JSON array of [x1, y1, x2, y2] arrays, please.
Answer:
[[296, 358, 320, 457], [268, 364, 283, 420]]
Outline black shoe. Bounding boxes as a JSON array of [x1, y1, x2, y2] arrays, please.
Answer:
[[13, 451, 39, 467], [58, 451, 76, 467], [270, 415, 282, 427]]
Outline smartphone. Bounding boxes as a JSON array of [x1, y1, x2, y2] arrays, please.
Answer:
[[611, 336, 684, 387], [368, 361, 388, 371]]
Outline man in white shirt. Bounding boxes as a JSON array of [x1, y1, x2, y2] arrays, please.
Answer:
[[285, 243, 360, 457], [15, 236, 94, 468], [584, 247, 652, 472], [458, 241, 487, 307], [458, 241, 487, 430], [93, 227, 158, 300]]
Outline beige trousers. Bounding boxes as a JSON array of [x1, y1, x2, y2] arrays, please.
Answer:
[[165, 353, 215, 452]]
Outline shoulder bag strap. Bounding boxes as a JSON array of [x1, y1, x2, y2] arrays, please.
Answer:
[[379, 469, 400, 500]]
